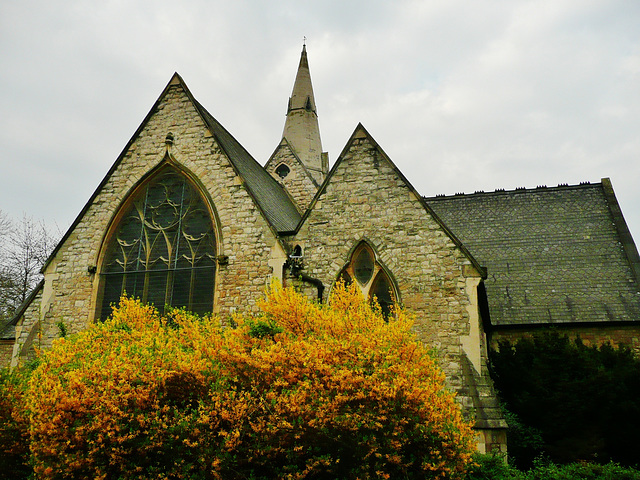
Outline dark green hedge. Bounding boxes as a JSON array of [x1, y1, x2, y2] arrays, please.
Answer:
[[489, 332, 640, 468], [466, 454, 640, 480]]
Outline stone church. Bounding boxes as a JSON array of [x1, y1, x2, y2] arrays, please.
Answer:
[[5, 45, 640, 453]]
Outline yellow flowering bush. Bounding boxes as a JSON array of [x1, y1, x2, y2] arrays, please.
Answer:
[[26, 281, 474, 479]]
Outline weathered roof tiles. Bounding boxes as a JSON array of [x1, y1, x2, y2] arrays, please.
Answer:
[[426, 180, 640, 327]]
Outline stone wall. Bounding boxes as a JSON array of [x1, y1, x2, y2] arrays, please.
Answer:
[[7, 83, 506, 449], [11, 287, 43, 367], [287, 127, 506, 442], [0, 341, 13, 368], [291, 127, 489, 396], [265, 141, 318, 212], [477, 429, 508, 455]]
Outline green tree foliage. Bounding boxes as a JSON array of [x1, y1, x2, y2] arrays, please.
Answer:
[[489, 332, 640, 468], [11, 281, 474, 479]]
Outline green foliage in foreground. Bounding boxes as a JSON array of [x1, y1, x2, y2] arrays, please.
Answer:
[[467, 454, 640, 480]]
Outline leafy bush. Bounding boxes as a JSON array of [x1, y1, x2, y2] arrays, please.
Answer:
[[0, 366, 31, 479], [465, 455, 640, 480], [524, 459, 640, 480], [464, 453, 520, 479], [25, 281, 474, 479], [490, 332, 640, 468], [500, 409, 544, 469]]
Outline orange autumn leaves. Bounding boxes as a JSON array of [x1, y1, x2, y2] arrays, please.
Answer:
[[25, 281, 474, 479]]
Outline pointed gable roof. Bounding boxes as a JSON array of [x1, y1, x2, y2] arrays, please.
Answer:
[[42, 73, 301, 272], [190, 97, 301, 233], [4, 279, 44, 330], [296, 123, 487, 277], [265, 137, 320, 188]]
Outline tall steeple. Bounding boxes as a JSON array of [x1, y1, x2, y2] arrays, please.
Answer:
[[281, 44, 328, 184]]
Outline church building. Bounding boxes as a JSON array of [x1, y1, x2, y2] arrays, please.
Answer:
[[6, 45, 640, 454]]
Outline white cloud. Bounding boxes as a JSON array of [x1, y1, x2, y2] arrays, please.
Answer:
[[0, 0, 639, 243]]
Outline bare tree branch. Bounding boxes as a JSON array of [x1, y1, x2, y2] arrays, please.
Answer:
[[0, 210, 59, 322]]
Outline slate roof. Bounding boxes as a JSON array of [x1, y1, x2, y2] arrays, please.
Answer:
[[1, 322, 15, 341], [3, 279, 44, 335], [426, 180, 640, 327], [193, 99, 302, 233]]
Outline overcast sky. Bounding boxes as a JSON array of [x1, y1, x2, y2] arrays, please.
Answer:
[[1, 0, 639, 245]]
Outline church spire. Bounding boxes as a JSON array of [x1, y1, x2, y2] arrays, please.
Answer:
[[282, 43, 328, 183]]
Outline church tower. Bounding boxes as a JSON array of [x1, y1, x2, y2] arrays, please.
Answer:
[[265, 44, 329, 210], [281, 44, 328, 184]]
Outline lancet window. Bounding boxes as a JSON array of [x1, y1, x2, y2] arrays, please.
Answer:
[[337, 242, 396, 318], [98, 167, 216, 319]]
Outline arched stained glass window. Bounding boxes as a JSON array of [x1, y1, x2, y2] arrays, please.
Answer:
[[370, 270, 394, 318], [336, 241, 397, 319], [99, 168, 216, 319], [353, 245, 374, 285]]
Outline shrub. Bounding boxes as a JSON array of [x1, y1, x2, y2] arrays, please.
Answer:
[[0, 366, 31, 479], [464, 453, 521, 480], [26, 281, 475, 479], [463, 456, 640, 480], [500, 409, 544, 469], [490, 332, 640, 467], [523, 459, 640, 480]]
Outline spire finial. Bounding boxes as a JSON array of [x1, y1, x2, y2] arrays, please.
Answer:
[[303, 36, 306, 47]]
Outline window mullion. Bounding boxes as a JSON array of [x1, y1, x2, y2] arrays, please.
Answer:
[[136, 187, 151, 301], [100, 169, 216, 319], [167, 180, 187, 307]]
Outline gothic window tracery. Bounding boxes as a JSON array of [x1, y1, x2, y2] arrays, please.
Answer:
[[98, 167, 216, 319], [337, 242, 396, 318]]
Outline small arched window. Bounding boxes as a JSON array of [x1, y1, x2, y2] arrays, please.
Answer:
[[353, 246, 374, 285], [370, 270, 394, 318], [337, 242, 397, 318], [98, 168, 216, 319]]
